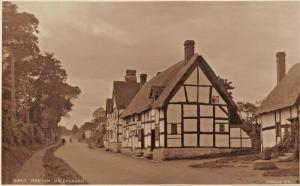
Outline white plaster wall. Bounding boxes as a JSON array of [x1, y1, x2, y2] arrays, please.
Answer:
[[242, 139, 251, 147], [262, 129, 276, 148], [198, 87, 210, 103], [215, 106, 227, 118], [167, 104, 181, 123], [261, 112, 275, 128], [200, 134, 213, 146], [170, 87, 186, 102], [186, 86, 197, 102], [200, 118, 213, 132], [281, 108, 291, 124], [159, 120, 164, 133], [198, 67, 211, 85], [168, 138, 181, 147], [230, 128, 240, 137], [184, 134, 197, 146], [184, 105, 197, 117], [231, 139, 241, 147], [241, 130, 250, 138], [291, 106, 298, 118], [200, 105, 213, 117], [216, 135, 229, 147], [184, 67, 198, 85], [211, 88, 226, 105], [160, 134, 164, 146], [183, 119, 197, 131]]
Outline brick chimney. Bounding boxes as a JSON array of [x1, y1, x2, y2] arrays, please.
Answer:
[[276, 52, 286, 84], [184, 40, 195, 63], [125, 69, 137, 82], [140, 73, 147, 88]]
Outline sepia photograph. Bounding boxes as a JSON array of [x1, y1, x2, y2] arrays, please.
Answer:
[[1, 1, 300, 184]]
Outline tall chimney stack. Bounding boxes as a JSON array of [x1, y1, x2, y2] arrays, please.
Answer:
[[125, 69, 137, 82], [184, 40, 195, 63], [140, 73, 147, 88], [276, 52, 286, 84]]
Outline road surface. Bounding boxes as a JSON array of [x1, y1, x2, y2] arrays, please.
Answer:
[[15, 145, 54, 184], [54, 141, 271, 184]]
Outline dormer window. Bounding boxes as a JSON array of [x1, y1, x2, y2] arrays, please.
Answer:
[[150, 85, 165, 100]]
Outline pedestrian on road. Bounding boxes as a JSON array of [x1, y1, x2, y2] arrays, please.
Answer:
[[61, 138, 66, 146]]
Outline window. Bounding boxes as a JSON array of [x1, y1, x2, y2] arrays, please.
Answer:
[[171, 124, 178, 134], [219, 124, 225, 132], [155, 127, 159, 140], [211, 96, 219, 104], [138, 129, 142, 141], [137, 114, 141, 121], [276, 122, 281, 137]]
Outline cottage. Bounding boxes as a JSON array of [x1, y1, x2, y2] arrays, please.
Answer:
[[83, 122, 97, 139], [257, 52, 300, 148], [104, 70, 144, 152], [121, 40, 252, 158]]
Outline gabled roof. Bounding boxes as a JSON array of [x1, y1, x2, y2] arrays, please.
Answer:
[[113, 80, 140, 109], [121, 54, 241, 124], [105, 98, 113, 114], [257, 63, 300, 114]]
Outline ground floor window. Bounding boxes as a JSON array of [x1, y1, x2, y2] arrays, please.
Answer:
[[171, 123, 178, 134]]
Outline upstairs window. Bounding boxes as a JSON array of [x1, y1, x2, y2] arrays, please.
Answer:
[[137, 114, 141, 121], [211, 96, 220, 104], [219, 124, 225, 132]]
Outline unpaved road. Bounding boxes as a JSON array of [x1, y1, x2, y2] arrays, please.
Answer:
[[54, 141, 285, 184], [15, 145, 54, 184]]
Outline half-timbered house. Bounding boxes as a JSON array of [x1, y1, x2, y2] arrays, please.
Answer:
[[104, 70, 145, 152], [121, 40, 252, 159], [257, 52, 300, 149]]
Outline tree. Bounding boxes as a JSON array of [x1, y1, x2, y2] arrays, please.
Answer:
[[72, 124, 80, 134], [217, 76, 235, 98], [2, 2, 40, 128], [2, 2, 81, 141]]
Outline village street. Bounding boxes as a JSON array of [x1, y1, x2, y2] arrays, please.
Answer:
[[55, 141, 273, 184]]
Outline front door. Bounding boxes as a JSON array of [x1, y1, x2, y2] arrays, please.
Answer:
[[141, 129, 145, 149], [151, 129, 155, 151]]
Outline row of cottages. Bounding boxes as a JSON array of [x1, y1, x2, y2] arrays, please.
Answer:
[[83, 122, 98, 139], [119, 40, 253, 159], [258, 52, 299, 149], [104, 70, 146, 152]]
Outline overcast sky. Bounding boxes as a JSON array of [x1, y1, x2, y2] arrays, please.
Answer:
[[16, 1, 300, 129]]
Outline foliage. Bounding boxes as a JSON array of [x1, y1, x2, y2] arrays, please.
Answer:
[[2, 2, 80, 141], [217, 76, 235, 98]]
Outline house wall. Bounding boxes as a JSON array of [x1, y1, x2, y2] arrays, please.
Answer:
[[85, 130, 92, 139], [165, 65, 251, 148], [122, 108, 163, 150], [260, 105, 299, 148]]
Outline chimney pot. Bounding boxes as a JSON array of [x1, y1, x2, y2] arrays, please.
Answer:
[[184, 40, 195, 63], [276, 52, 286, 84], [140, 73, 147, 87]]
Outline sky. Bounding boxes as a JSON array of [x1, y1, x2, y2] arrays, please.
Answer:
[[15, 1, 300, 129]]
